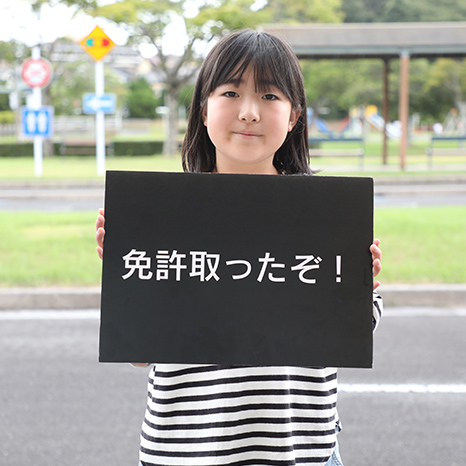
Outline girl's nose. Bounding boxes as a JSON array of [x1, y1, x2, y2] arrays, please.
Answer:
[[239, 98, 260, 123]]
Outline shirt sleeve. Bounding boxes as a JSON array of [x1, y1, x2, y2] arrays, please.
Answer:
[[372, 291, 383, 332]]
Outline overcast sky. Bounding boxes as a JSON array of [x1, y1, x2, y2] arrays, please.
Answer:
[[0, 0, 188, 57], [0, 0, 124, 44]]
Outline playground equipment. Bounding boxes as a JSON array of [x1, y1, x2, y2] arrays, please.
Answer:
[[307, 108, 365, 168], [307, 108, 363, 139], [441, 107, 466, 135], [309, 105, 402, 139], [364, 105, 401, 138]]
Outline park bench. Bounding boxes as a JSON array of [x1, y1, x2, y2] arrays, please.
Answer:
[[425, 136, 466, 168], [59, 140, 114, 156], [308, 137, 365, 169]]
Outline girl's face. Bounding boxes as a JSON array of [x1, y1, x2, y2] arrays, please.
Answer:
[[203, 68, 299, 174]]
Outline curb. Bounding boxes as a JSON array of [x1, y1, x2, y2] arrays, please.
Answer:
[[377, 284, 466, 309], [1, 175, 465, 189], [0, 287, 101, 310], [0, 285, 465, 311]]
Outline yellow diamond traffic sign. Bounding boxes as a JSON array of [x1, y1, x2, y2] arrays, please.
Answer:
[[80, 26, 115, 61]]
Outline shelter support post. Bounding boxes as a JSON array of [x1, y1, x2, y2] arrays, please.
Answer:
[[382, 59, 390, 165], [398, 51, 410, 171]]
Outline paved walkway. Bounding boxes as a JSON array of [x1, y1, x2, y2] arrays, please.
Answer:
[[1, 283, 465, 310]]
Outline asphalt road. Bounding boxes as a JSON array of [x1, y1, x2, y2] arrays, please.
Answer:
[[1, 307, 465, 466], [0, 184, 105, 212], [374, 183, 466, 207]]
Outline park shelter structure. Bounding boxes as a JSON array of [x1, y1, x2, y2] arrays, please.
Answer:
[[262, 22, 466, 169]]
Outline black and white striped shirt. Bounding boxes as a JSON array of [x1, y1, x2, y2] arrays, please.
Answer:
[[140, 293, 383, 466]]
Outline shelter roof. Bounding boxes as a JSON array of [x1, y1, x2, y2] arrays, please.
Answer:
[[261, 22, 466, 59]]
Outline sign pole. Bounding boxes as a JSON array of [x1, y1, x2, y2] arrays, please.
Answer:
[[21, 50, 54, 169], [95, 60, 105, 176], [80, 26, 116, 177], [31, 46, 43, 177]]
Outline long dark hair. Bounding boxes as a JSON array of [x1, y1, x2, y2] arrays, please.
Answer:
[[182, 29, 311, 175]]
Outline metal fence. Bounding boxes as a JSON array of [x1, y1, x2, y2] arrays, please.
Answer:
[[0, 115, 128, 139], [0, 116, 155, 139], [53, 115, 123, 135], [0, 123, 16, 137]]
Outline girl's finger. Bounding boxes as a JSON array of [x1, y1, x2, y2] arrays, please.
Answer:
[[96, 227, 105, 248], [96, 214, 105, 230], [370, 245, 382, 261]]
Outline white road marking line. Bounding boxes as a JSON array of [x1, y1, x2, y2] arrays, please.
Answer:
[[339, 383, 466, 394], [1, 307, 466, 319], [384, 307, 466, 317]]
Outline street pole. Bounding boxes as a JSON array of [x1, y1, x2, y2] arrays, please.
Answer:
[[95, 60, 105, 176], [382, 59, 390, 166], [31, 46, 43, 177], [80, 26, 115, 176], [399, 50, 410, 171]]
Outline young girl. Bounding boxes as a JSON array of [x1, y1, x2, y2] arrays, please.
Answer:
[[96, 29, 383, 466]]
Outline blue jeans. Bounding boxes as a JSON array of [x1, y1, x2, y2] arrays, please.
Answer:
[[324, 439, 344, 466]]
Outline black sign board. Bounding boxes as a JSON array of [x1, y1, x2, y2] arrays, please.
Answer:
[[99, 171, 374, 368]]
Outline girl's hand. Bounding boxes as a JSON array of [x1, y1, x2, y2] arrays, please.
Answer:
[[370, 238, 382, 291], [95, 208, 105, 260]]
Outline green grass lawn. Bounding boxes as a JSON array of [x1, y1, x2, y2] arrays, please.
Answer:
[[0, 211, 101, 287], [1, 153, 465, 180], [0, 155, 184, 179], [1, 206, 465, 287], [374, 206, 466, 284]]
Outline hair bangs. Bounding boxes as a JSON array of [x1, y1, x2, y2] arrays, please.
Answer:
[[252, 33, 299, 105], [252, 55, 291, 99], [206, 32, 295, 105], [206, 47, 252, 94]]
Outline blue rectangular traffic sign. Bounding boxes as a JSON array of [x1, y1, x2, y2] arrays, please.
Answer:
[[21, 106, 54, 138], [83, 93, 116, 114]]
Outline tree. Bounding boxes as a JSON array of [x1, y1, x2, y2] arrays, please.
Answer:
[[0, 40, 24, 63], [341, 0, 466, 23], [301, 59, 387, 122], [56, 0, 344, 155], [424, 58, 466, 127], [0, 39, 29, 137], [48, 49, 126, 116], [0, 40, 25, 112], [264, 0, 343, 23], [302, 0, 466, 127], [341, 0, 419, 22], [59, 0, 267, 156], [126, 77, 160, 119]]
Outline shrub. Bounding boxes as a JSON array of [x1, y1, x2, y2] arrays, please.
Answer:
[[113, 140, 164, 156], [0, 140, 165, 157], [0, 143, 33, 157], [0, 111, 15, 124]]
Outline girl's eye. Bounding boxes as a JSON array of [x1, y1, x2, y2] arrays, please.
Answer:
[[263, 94, 278, 101], [223, 91, 239, 98]]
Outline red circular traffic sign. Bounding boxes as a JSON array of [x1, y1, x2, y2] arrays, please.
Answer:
[[21, 58, 53, 88]]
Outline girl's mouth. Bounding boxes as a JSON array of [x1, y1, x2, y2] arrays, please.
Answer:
[[234, 131, 262, 138]]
